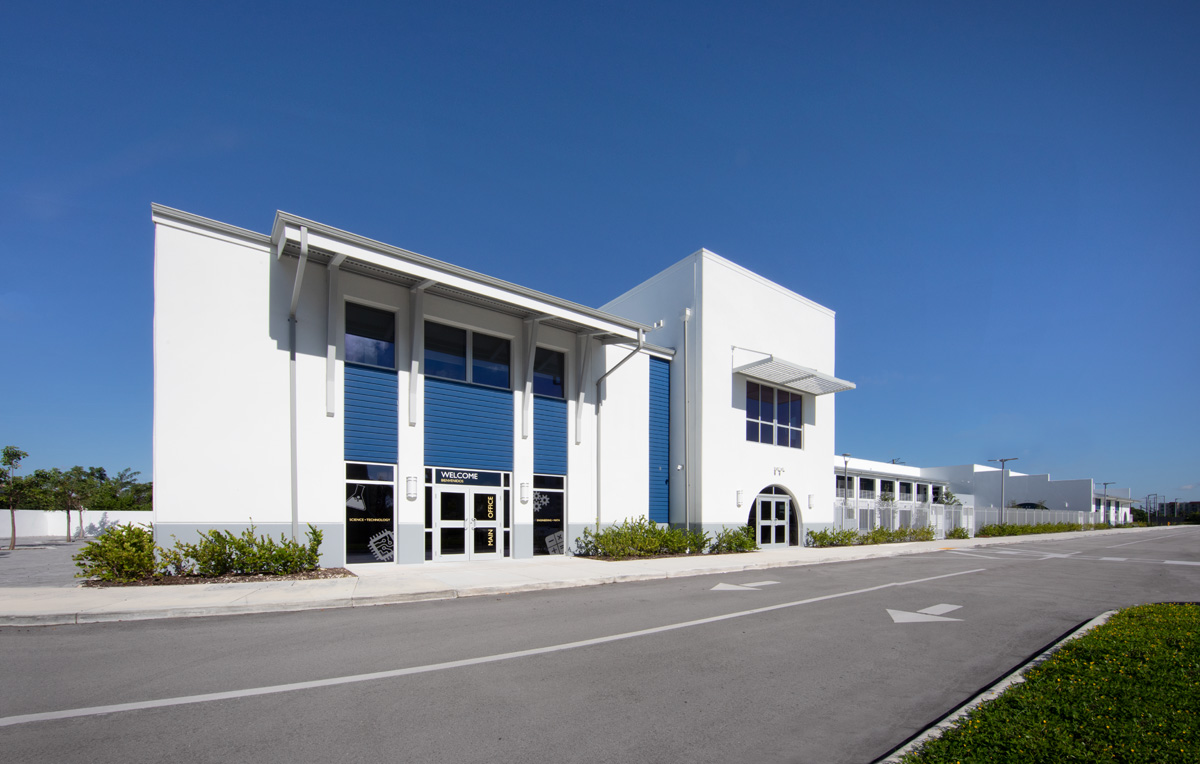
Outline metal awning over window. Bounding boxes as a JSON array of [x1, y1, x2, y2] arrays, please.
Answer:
[[734, 356, 856, 396]]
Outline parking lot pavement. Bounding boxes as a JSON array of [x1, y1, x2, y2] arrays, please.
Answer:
[[0, 537, 89, 588]]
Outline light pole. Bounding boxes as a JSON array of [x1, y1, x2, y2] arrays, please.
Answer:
[[1100, 482, 1114, 526], [989, 457, 1018, 525], [841, 453, 851, 531]]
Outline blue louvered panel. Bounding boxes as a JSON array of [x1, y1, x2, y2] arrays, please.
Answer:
[[345, 364, 398, 462], [648, 357, 671, 523], [424, 377, 514, 471], [533, 396, 568, 475]]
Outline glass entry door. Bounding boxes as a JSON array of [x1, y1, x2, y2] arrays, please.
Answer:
[[434, 487, 503, 560], [756, 494, 790, 546]]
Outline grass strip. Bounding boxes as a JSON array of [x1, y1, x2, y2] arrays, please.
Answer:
[[902, 602, 1200, 763]]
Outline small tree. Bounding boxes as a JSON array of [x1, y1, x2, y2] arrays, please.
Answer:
[[935, 490, 959, 506], [46, 466, 105, 542], [2, 446, 29, 550]]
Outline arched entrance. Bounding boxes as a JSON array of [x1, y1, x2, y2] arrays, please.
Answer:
[[748, 485, 800, 547]]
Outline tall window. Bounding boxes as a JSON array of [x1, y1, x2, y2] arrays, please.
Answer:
[[533, 347, 565, 398], [424, 321, 511, 389], [346, 303, 395, 368], [745, 381, 802, 449]]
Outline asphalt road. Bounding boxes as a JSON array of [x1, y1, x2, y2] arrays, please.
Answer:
[[2, 528, 1197, 763]]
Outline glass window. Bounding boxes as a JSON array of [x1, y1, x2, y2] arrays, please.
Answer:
[[345, 462, 395, 563], [346, 464, 395, 482], [472, 332, 511, 389], [745, 381, 802, 449], [533, 348, 565, 398], [346, 303, 395, 368], [533, 475, 565, 556], [425, 322, 467, 381]]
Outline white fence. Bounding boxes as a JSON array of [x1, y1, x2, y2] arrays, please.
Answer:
[[0, 510, 153, 540], [838, 500, 973, 539], [837, 500, 1108, 539], [972, 507, 1096, 529]]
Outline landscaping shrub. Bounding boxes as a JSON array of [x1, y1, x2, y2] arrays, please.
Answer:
[[806, 528, 859, 547], [72, 523, 157, 583], [860, 526, 893, 545], [709, 525, 758, 554], [164, 524, 323, 576], [894, 525, 935, 542], [575, 517, 759, 558], [976, 521, 1085, 537], [945, 526, 970, 540], [74, 522, 324, 581]]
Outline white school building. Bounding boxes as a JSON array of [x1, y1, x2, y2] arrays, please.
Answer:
[[152, 206, 855, 567]]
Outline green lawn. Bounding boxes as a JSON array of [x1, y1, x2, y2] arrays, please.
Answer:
[[902, 603, 1200, 763]]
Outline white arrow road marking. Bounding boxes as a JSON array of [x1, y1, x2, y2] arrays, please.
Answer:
[[888, 603, 963, 623], [919, 604, 962, 616], [711, 580, 780, 591]]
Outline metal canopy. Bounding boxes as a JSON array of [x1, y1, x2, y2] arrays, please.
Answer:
[[734, 356, 856, 396]]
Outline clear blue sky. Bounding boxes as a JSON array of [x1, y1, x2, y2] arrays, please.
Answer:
[[3, 1, 1197, 502]]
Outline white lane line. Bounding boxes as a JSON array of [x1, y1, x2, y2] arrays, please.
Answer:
[[1164, 560, 1200, 566], [0, 568, 986, 728], [1106, 532, 1195, 548], [944, 551, 1007, 560], [1100, 557, 1127, 562]]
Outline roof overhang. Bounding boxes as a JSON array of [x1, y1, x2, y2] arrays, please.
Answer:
[[735, 356, 855, 396], [268, 212, 651, 341]]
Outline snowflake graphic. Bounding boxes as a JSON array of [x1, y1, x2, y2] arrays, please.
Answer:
[[368, 529, 395, 562]]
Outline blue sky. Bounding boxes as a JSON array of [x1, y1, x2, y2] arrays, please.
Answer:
[[3, 1, 1197, 502]]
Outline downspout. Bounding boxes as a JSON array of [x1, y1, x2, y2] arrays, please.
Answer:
[[681, 307, 691, 531], [594, 329, 644, 531], [288, 227, 310, 541]]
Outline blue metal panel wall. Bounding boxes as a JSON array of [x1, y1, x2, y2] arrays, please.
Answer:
[[424, 377, 514, 471], [345, 364, 398, 463], [648, 357, 671, 523], [533, 396, 568, 475]]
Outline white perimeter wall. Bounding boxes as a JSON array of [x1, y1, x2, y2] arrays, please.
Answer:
[[1, 510, 155, 539]]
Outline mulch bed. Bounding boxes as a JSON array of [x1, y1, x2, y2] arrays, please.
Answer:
[[82, 568, 357, 587]]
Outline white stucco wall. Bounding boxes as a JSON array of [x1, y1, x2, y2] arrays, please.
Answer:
[[606, 249, 846, 535], [154, 217, 297, 526], [697, 253, 839, 531]]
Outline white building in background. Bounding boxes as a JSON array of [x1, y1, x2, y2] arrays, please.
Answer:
[[832, 456, 1135, 533], [152, 206, 854, 566]]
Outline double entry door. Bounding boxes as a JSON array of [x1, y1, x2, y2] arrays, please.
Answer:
[[433, 485, 503, 561]]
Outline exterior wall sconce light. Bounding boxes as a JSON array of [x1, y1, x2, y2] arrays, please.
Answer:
[[520, 483, 530, 504], [808, 494, 814, 509], [406, 476, 418, 501], [736, 490, 744, 507]]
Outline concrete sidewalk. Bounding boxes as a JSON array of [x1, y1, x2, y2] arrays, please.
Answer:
[[0, 527, 1164, 626]]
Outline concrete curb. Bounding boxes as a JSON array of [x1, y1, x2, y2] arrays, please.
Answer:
[[0, 525, 1175, 626], [875, 610, 1119, 763]]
